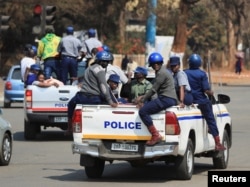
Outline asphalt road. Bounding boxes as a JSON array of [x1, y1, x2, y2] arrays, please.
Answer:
[[0, 84, 250, 187]]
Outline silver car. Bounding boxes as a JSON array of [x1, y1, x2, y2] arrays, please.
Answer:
[[0, 108, 13, 166]]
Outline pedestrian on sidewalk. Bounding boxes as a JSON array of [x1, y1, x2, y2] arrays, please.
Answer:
[[235, 55, 243, 75]]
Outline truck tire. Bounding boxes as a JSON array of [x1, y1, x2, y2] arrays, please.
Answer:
[[24, 120, 39, 140], [213, 131, 229, 169], [4, 101, 11, 108], [175, 138, 194, 180], [85, 158, 105, 178]]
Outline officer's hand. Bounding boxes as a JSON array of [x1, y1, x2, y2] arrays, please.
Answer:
[[134, 96, 143, 104], [179, 102, 185, 108], [136, 102, 144, 109]]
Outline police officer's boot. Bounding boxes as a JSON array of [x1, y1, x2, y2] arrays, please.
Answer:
[[214, 136, 226, 151], [146, 125, 162, 146]]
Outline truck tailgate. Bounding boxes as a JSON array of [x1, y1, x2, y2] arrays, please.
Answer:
[[80, 104, 166, 141], [26, 85, 80, 111]]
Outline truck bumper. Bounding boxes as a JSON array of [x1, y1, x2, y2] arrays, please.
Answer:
[[72, 140, 179, 160], [25, 113, 68, 124]]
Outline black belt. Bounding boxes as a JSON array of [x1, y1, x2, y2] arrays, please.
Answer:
[[62, 55, 77, 59]]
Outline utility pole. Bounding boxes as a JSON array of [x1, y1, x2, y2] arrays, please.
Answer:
[[145, 0, 157, 66]]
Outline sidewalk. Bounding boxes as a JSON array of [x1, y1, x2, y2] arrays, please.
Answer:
[[211, 71, 250, 86]]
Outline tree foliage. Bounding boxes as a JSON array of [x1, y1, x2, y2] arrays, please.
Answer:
[[1, 0, 250, 74]]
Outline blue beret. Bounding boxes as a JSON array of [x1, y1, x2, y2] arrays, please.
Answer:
[[134, 66, 148, 76], [109, 74, 120, 83], [169, 56, 180, 66]]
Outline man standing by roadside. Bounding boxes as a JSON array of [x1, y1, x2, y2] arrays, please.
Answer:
[[58, 26, 82, 85], [81, 28, 102, 68], [121, 54, 129, 72], [37, 28, 61, 80]]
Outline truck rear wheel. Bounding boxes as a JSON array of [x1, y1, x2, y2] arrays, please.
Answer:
[[175, 138, 194, 180], [213, 131, 229, 169], [24, 120, 40, 140], [3, 101, 11, 108], [85, 158, 105, 178]]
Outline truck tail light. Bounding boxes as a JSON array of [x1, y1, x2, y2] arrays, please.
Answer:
[[72, 109, 82, 133], [5, 81, 12, 90], [165, 111, 181, 135], [25, 90, 32, 109]]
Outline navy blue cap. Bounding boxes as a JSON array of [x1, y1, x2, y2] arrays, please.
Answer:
[[66, 26, 74, 34], [134, 66, 148, 76], [108, 74, 120, 84], [169, 56, 180, 66]]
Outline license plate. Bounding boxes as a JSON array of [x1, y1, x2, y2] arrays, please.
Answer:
[[111, 143, 139, 152], [54, 117, 68, 123]]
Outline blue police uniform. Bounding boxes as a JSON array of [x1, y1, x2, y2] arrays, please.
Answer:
[[25, 73, 37, 85], [184, 68, 219, 137]]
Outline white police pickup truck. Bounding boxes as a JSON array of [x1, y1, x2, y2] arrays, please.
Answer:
[[23, 85, 80, 140], [71, 93, 232, 180]]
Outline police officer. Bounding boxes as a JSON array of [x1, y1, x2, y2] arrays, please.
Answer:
[[135, 52, 178, 146], [25, 64, 41, 86], [169, 56, 193, 107], [58, 26, 82, 84], [81, 28, 102, 68], [65, 50, 118, 135], [184, 54, 226, 151], [129, 66, 156, 103]]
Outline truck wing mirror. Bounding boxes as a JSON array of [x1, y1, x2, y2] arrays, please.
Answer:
[[217, 94, 230, 104]]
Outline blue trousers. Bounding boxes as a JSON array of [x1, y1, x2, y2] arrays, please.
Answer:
[[43, 58, 60, 80], [60, 56, 78, 84], [198, 100, 219, 137], [68, 92, 102, 120], [184, 91, 193, 106], [139, 96, 177, 127], [176, 90, 193, 106]]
